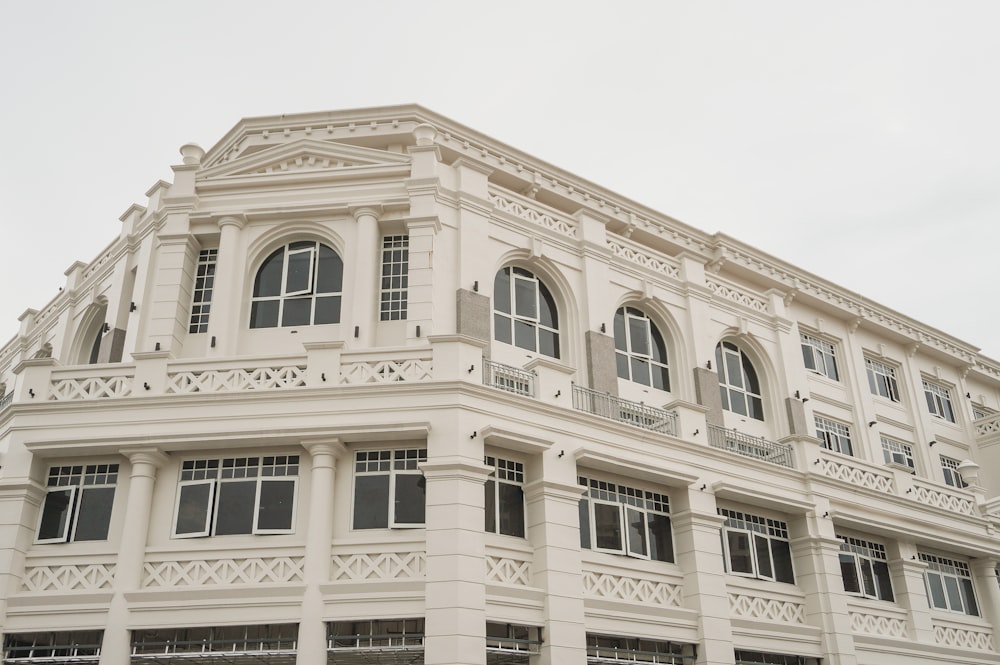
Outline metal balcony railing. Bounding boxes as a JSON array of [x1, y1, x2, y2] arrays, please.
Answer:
[[0, 392, 12, 412], [482, 360, 535, 397], [572, 384, 677, 435], [707, 424, 794, 468]]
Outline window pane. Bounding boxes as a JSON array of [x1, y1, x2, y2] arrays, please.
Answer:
[[175, 483, 212, 535], [513, 276, 537, 319], [215, 481, 256, 535], [579, 499, 591, 549], [748, 396, 764, 421], [860, 559, 877, 597], [315, 244, 343, 293], [926, 572, 946, 609], [539, 329, 559, 359], [284, 249, 313, 294], [254, 250, 284, 297], [514, 320, 536, 351], [628, 316, 650, 356], [614, 309, 627, 351], [727, 531, 753, 574], [652, 365, 670, 392], [630, 357, 650, 386], [801, 344, 816, 371], [538, 283, 558, 328], [772, 538, 794, 583], [742, 354, 760, 394], [74, 487, 115, 541], [725, 353, 744, 389], [754, 534, 773, 579], [498, 482, 525, 538], [593, 503, 623, 551], [313, 295, 341, 324], [353, 475, 389, 529], [250, 300, 279, 329], [394, 474, 426, 525], [944, 575, 963, 612], [873, 561, 894, 601], [38, 489, 74, 541], [281, 297, 311, 327], [493, 269, 511, 313], [648, 513, 673, 563], [961, 578, 979, 616], [650, 326, 668, 364], [839, 553, 860, 593], [485, 479, 497, 533], [626, 507, 647, 557], [616, 352, 630, 380], [257, 479, 295, 531], [729, 389, 748, 416]]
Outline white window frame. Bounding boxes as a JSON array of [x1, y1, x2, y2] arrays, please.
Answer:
[[716, 341, 764, 421], [493, 266, 560, 358], [800, 332, 839, 381], [814, 415, 853, 456], [838, 535, 894, 601], [865, 357, 900, 402], [171, 456, 299, 539], [485, 455, 526, 538], [880, 437, 914, 469], [579, 475, 673, 563], [35, 464, 119, 544], [940, 456, 967, 488], [250, 241, 343, 328], [352, 448, 427, 530], [614, 306, 670, 391], [923, 380, 956, 423], [919, 552, 979, 616], [719, 508, 794, 584], [189, 248, 217, 334], [379, 235, 409, 321]]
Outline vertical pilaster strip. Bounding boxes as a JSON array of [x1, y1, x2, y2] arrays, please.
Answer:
[[969, 558, 1000, 650], [887, 541, 935, 645], [147, 234, 200, 354], [350, 207, 380, 347], [208, 215, 247, 355]]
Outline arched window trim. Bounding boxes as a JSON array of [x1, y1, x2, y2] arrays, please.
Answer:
[[716, 340, 764, 421], [614, 306, 670, 391], [493, 266, 560, 359], [250, 240, 344, 329]]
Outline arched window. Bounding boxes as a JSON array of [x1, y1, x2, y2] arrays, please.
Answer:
[[614, 307, 669, 391], [716, 341, 764, 421], [250, 241, 344, 328], [493, 267, 560, 358]]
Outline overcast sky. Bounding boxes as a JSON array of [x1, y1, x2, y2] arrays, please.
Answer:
[[1, 1, 998, 359]]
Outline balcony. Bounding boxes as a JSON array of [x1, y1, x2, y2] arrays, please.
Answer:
[[707, 424, 794, 468], [572, 384, 677, 436], [482, 359, 535, 397]]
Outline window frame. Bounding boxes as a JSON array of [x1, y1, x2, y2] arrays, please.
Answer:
[[484, 455, 526, 538], [865, 357, 900, 402], [719, 508, 794, 584], [919, 552, 979, 616], [800, 332, 839, 381], [814, 415, 853, 456], [838, 535, 894, 601], [578, 475, 674, 563], [249, 241, 344, 329], [492, 266, 560, 359], [379, 235, 409, 321], [171, 456, 299, 539], [188, 247, 218, 334], [880, 437, 914, 469], [923, 380, 956, 423], [35, 464, 119, 544], [613, 306, 671, 391], [352, 448, 428, 530], [716, 341, 764, 421], [940, 456, 968, 488]]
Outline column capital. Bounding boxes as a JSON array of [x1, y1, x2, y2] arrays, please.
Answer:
[[123, 447, 169, 472], [420, 457, 492, 482], [523, 478, 586, 504], [217, 214, 247, 230], [349, 205, 382, 222], [304, 439, 348, 465]]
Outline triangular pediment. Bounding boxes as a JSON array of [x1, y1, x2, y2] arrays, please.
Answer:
[[200, 139, 411, 179]]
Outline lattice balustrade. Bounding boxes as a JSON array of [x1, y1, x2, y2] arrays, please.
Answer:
[[49, 376, 132, 400], [706, 278, 769, 313], [849, 611, 908, 638], [21, 563, 116, 592], [934, 625, 994, 651], [582, 571, 683, 608], [607, 241, 681, 280], [815, 457, 896, 494], [975, 413, 1000, 436], [485, 555, 531, 587], [729, 593, 805, 624], [488, 192, 575, 237], [338, 359, 432, 384], [142, 556, 304, 587], [909, 482, 976, 515], [166, 366, 307, 393], [331, 551, 425, 581]]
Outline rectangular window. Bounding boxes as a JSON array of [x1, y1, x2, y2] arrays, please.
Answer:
[[189, 248, 217, 333], [579, 475, 673, 563], [328, 619, 424, 650], [815, 416, 853, 456], [880, 438, 914, 469], [940, 456, 968, 488], [586, 634, 694, 664], [735, 650, 816, 665], [972, 405, 994, 420], [719, 508, 794, 584], [172, 455, 298, 538], [919, 552, 979, 616], [132, 625, 298, 657], [4, 630, 103, 663], [923, 380, 956, 422], [486, 622, 542, 661], [838, 535, 894, 601], [865, 357, 900, 402], [36, 464, 118, 544], [379, 235, 409, 321], [352, 449, 426, 529], [800, 332, 839, 380], [485, 456, 525, 538]]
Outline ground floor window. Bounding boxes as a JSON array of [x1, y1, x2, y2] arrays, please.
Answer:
[[735, 650, 818, 665], [131, 625, 297, 663], [586, 633, 695, 663], [486, 623, 541, 664], [327, 619, 424, 659], [4, 630, 102, 664]]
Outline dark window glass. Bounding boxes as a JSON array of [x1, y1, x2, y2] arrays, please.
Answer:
[[73, 487, 115, 541], [316, 245, 344, 293], [214, 481, 256, 535], [175, 483, 212, 535], [514, 276, 537, 319], [498, 482, 525, 538], [484, 479, 497, 533], [839, 554, 861, 593], [626, 507, 647, 557], [648, 513, 673, 563], [38, 489, 74, 541], [594, 503, 622, 551], [514, 320, 536, 351], [250, 300, 279, 328], [579, 499, 591, 549], [493, 268, 511, 313], [962, 578, 979, 616], [281, 298, 311, 327], [727, 531, 753, 574], [284, 250, 313, 294], [873, 561, 894, 601], [494, 314, 512, 344], [772, 539, 794, 583], [353, 475, 390, 529], [314, 296, 341, 324], [394, 475, 426, 525], [538, 329, 559, 358], [538, 285, 558, 328], [254, 250, 284, 297], [754, 534, 773, 579], [257, 480, 295, 531]]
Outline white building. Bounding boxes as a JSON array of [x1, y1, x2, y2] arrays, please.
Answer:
[[2, 105, 1000, 665]]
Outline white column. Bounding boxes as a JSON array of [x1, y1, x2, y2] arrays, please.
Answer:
[[970, 558, 1000, 650], [350, 207, 380, 347], [207, 215, 246, 355], [295, 440, 346, 665], [887, 541, 934, 645], [100, 448, 168, 665]]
